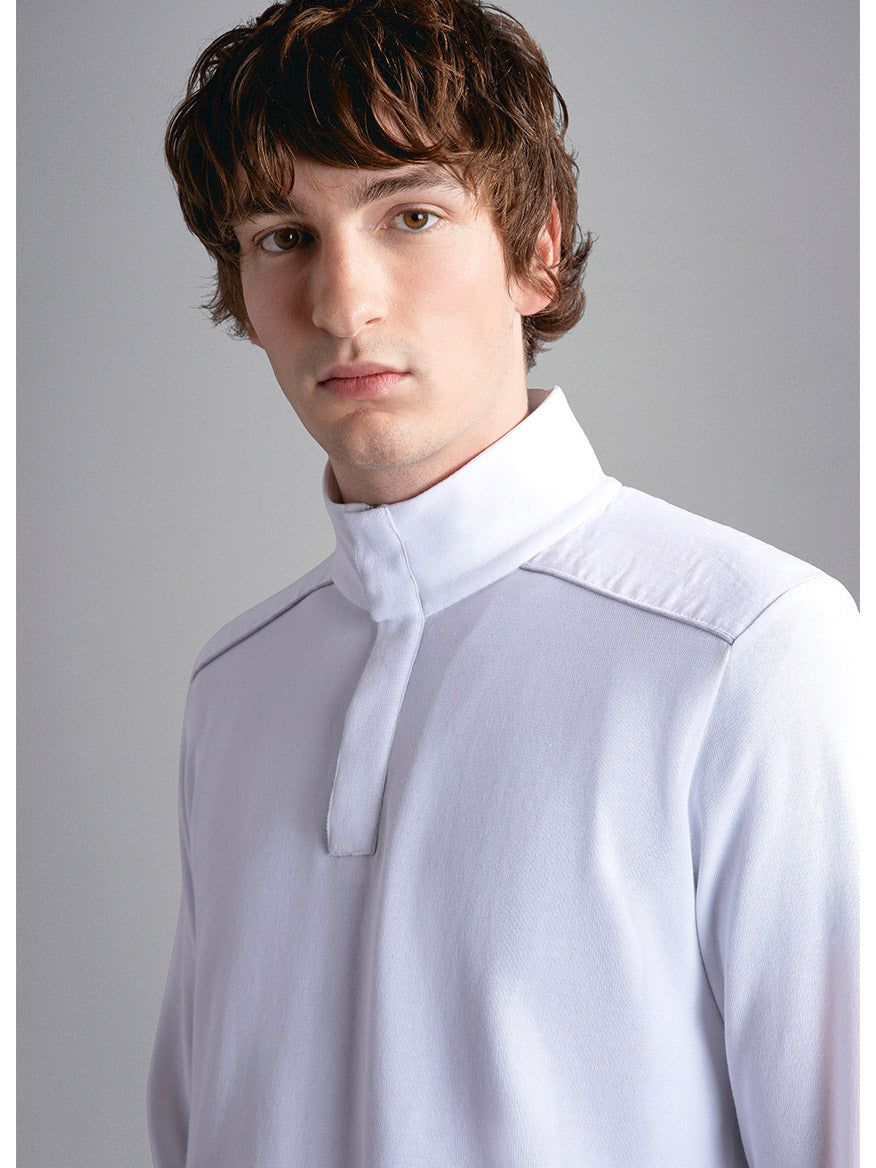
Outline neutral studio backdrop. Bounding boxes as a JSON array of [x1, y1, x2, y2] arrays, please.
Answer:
[[18, 0, 858, 1163]]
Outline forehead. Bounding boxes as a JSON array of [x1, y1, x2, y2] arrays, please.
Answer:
[[232, 157, 477, 222]]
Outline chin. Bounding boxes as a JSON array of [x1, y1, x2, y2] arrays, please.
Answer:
[[324, 413, 434, 474]]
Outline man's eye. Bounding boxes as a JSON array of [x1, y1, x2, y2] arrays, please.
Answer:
[[260, 228, 309, 252], [395, 209, 439, 232]]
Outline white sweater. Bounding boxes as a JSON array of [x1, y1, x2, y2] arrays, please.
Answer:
[[148, 387, 858, 1167]]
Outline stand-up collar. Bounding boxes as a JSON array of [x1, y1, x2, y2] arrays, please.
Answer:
[[324, 387, 619, 620]]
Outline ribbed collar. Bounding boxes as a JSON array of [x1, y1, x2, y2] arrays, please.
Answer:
[[324, 387, 619, 621]]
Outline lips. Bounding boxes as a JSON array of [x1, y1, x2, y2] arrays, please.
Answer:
[[318, 363, 407, 399]]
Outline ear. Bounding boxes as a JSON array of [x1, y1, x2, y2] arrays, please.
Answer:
[[511, 203, 562, 317]]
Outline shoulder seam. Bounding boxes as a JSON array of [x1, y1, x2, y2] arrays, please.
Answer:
[[520, 562, 821, 644], [191, 578, 334, 683]]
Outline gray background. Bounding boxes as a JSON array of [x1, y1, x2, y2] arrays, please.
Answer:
[[18, 0, 858, 1164]]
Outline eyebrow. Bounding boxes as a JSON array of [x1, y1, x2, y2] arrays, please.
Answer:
[[235, 165, 469, 223], [349, 167, 467, 207]]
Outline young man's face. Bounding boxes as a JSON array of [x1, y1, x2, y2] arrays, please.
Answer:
[[233, 156, 553, 504]]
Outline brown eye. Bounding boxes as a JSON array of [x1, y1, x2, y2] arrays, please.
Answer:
[[398, 210, 436, 231], [261, 228, 307, 252]]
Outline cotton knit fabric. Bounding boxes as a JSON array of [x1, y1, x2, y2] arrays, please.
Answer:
[[148, 387, 858, 1168]]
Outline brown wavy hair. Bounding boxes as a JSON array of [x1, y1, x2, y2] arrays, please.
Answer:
[[165, 0, 592, 369]]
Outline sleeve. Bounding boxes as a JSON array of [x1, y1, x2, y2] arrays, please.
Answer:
[[690, 573, 859, 1168], [147, 705, 196, 1168]]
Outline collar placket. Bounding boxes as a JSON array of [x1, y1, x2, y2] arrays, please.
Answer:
[[326, 507, 424, 856]]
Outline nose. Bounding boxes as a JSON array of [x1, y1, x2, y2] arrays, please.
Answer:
[[309, 232, 386, 339]]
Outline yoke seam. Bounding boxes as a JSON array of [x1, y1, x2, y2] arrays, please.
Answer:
[[520, 562, 737, 643], [521, 561, 823, 644], [190, 579, 334, 682]]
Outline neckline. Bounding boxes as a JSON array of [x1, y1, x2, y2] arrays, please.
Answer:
[[324, 387, 619, 620]]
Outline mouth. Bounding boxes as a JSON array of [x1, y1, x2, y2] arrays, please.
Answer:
[[317, 363, 408, 400]]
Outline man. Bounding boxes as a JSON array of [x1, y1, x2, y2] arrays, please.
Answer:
[[148, 1, 858, 1165]]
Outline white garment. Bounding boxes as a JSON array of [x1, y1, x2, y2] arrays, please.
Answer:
[[148, 388, 858, 1168]]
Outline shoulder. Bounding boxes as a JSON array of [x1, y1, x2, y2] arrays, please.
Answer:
[[524, 486, 856, 643], [190, 557, 334, 682]]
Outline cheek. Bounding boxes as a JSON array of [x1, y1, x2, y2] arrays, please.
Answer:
[[241, 268, 296, 331], [419, 246, 515, 330]]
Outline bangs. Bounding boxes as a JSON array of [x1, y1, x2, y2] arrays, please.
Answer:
[[193, 0, 525, 244]]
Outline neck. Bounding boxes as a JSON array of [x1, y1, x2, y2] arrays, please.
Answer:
[[329, 385, 532, 506]]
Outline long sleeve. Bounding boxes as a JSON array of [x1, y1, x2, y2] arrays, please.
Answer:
[[148, 717, 196, 1168], [690, 574, 859, 1167]]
